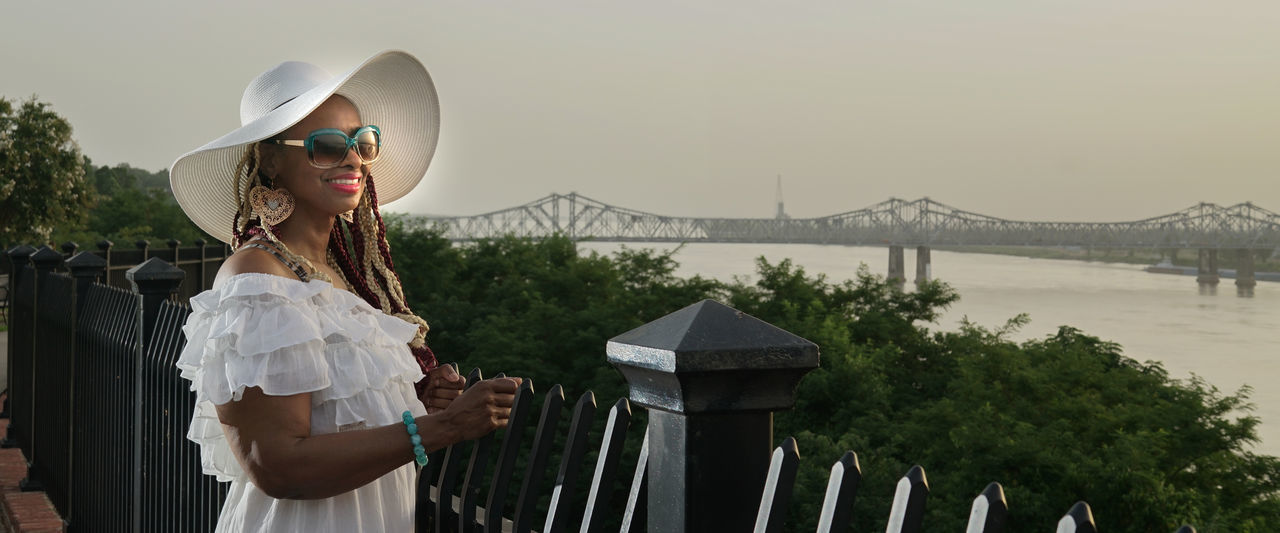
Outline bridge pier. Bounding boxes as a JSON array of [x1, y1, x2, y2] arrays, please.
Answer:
[[915, 246, 931, 286], [1196, 249, 1219, 295], [1235, 249, 1256, 297], [887, 245, 905, 290]]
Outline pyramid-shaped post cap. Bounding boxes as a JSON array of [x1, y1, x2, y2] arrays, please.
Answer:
[[126, 257, 185, 294], [66, 251, 108, 270], [6, 245, 37, 258], [30, 246, 65, 268], [607, 300, 818, 414]]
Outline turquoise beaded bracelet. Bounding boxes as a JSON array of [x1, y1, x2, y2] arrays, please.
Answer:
[[402, 411, 428, 466]]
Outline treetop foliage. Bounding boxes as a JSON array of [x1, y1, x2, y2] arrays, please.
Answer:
[[0, 96, 93, 244], [52, 159, 207, 247], [384, 220, 1279, 532], [0, 95, 207, 249]]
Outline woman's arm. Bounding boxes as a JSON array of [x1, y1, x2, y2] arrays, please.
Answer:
[[215, 376, 521, 500]]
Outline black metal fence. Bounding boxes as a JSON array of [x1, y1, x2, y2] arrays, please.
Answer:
[[0, 244, 1202, 532], [0, 239, 229, 305], [2, 246, 230, 532]]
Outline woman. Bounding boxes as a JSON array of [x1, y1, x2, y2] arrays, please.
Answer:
[[171, 51, 521, 532]]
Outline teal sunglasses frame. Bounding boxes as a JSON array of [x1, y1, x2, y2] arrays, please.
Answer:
[[268, 125, 382, 168]]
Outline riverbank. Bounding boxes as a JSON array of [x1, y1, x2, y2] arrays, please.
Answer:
[[936, 245, 1280, 273]]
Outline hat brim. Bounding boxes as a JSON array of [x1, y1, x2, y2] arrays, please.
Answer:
[[170, 50, 440, 244]]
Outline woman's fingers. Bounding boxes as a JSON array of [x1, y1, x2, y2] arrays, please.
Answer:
[[430, 363, 463, 384], [432, 373, 464, 390], [430, 387, 463, 401], [437, 376, 526, 439], [485, 377, 522, 394]]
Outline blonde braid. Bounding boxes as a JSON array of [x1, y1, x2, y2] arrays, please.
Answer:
[[231, 145, 260, 247], [232, 144, 331, 282], [355, 193, 393, 308]]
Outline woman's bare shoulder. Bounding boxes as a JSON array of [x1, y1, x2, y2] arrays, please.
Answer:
[[215, 245, 298, 285]]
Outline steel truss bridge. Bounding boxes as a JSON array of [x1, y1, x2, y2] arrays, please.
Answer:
[[406, 193, 1280, 249]]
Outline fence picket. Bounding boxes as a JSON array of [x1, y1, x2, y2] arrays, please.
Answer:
[[884, 465, 929, 533], [815, 451, 861, 533], [965, 482, 1007, 533], [1055, 502, 1096, 533], [753, 437, 800, 533], [435, 368, 486, 533], [418, 364, 461, 531], [579, 398, 631, 533], [484, 379, 536, 533], [512, 384, 565, 533], [459, 415, 497, 532], [543, 391, 598, 533], [618, 427, 648, 533]]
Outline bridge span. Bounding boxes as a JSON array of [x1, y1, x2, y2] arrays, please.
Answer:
[[406, 193, 1280, 294]]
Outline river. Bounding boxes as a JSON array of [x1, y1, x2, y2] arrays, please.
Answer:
[[577, 242, 1280, 457]]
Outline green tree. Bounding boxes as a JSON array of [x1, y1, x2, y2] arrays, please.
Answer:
[[0, 96, 93, 245], [49, 161, 209, 247]]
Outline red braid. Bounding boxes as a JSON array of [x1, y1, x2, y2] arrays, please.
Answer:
[[232, 211, 244, 246]]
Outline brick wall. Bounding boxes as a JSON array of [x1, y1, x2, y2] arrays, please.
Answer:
[[0, 409, 66, 532]]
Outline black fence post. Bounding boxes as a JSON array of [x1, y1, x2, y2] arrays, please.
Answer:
[[167, 239, 180, 264], [97, 240, 114, 289], [63, 251, 105, 524], [0, 245, 36, 438], [20, 246, 64, 492], [67, 253, 107, 314], [97, 240, 113, 269], [606, 299, 819, 533], [126, 258, 184, 533], [60, 242, 78, 259]]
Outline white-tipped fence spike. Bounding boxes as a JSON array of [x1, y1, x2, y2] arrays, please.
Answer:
[[579, 398, 632, 533], [1055, 501, 1096, 533], [815, 451, 861, 533], [964, 482, 1007, 533], [752, 437, 800, 533], [618, 427, 649, 533], [883, 465, 929, 533]]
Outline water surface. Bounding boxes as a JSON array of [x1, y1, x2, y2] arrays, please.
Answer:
[[580, 242, 1280, 456]]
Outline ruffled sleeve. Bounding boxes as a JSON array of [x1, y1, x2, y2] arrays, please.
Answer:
[[176, 273, 426, 482]]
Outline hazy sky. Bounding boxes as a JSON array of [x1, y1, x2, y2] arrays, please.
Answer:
[[3, 1, 1278, 222]]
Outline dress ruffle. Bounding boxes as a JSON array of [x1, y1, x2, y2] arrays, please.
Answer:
[[176, 273, 427, 482]]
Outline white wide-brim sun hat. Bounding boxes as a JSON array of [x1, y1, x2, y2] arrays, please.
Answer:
[[170, 50, 440, 245]]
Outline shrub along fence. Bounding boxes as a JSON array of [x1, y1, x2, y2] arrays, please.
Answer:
[[1, 244, 1200, 532]]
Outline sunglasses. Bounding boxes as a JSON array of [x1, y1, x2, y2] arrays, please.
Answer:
[[268, 125, 382, 169]]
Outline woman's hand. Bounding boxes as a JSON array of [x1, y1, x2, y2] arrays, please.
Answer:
[[439, 377, 523, 441], [420, 364, 465, 414]]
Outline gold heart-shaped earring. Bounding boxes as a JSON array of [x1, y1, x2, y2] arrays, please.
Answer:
[[249, 185, 295, 226]]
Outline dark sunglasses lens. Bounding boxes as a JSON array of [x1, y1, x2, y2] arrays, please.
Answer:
[[355, 130, 380, 162], [311, 134, 350, 167]]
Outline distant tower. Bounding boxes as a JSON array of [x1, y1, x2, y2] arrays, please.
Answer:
[[775, 174, 789, 220]]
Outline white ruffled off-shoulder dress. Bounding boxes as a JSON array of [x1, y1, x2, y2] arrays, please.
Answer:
[[177, 273, 428, 532]]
